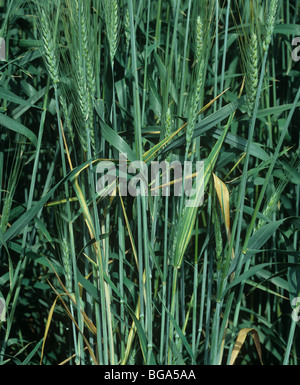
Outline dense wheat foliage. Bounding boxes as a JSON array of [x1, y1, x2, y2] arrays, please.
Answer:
[[0, 0, 300, 365]]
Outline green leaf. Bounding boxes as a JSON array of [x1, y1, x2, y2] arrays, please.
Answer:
[[274, 24, 300, 36], [125, 303, 157, 365], [100, 119, 137, 163], [255, 268, 290, 292], [77, 270, 100, 302], [244, 102, 300, 121], [225, 263, 274, 294], [21, 339, 44, 365], [161, 299, 197, 363], [229, 219, 285, 275], [0, 86, 40, 108], [211, 129, 270, 161], [12, 86, 47, 119], [34, 217, 55, 248], [247, 220, 285, 251], [147, 73, 162, 116], [153, 51, 178, 105], [0, 113, 37, 147]]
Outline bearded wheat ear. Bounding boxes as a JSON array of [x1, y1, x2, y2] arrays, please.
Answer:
[[185, 15, 204, 155], [0, 191, 12, 233], [59, 95, 75, 143], [78, 2, 95, 154], [263, 0, 279, 52], [246, 32, 258, 116], [61, 238, 73, 294], [40, 9, 59, 87], [124, 8, 130, 51], [75, 52, 88, 152], [195, 15, 204, 64], [164, 107, 172, 147], [256, 175, 289, 232], [213, 205, 223, 267], [103, 0, 119, 67], [78, 2, 96, 98]]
